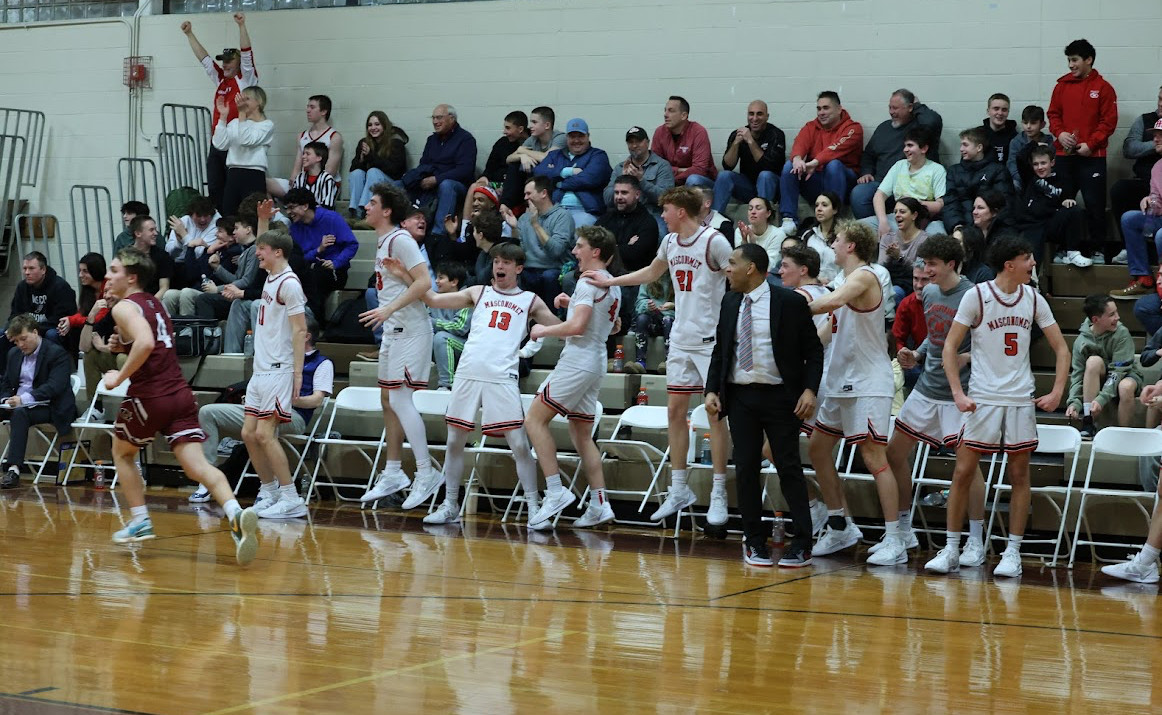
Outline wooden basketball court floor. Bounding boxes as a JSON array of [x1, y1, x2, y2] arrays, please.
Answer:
[[2, 485, 1160, 714]]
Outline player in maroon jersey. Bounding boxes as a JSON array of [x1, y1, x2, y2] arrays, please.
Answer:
[[103, 248, 259, 565]]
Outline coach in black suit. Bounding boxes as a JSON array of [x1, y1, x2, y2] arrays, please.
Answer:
[[706, 243, 824, 567], [0, 314, 76, 488]]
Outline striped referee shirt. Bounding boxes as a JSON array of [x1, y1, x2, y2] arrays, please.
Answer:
[[291, 170, 338, 210]]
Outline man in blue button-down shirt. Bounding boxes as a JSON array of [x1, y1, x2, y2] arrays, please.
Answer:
[[0, 314, 76, 489]]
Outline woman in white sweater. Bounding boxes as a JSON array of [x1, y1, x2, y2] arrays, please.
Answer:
[[735, 197, 785, 273], [212, 86, 274, 217], [796, 191, 841, 283]]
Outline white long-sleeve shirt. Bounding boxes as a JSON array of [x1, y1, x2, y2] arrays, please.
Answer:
[[212, 117, 274, 171], [165, 212, 221, 260]]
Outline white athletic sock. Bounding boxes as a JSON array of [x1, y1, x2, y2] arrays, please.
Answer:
[[505, 428, 541, 498], [443, 429, 471, 504], [898, 510, 912, 531], [884, 520, 899, 537], [545, 474, 563, 494], [277, 483, 297, 497], [129, 505, 149, 523], [828, 508, 846, 517], [969, 519, 983, 541], [594, 488, 607, 505], [1141, 544, 1160, 562], [388, 387, 432, 470], [1008, 534, 1023, 552], [224, 499, 242, 519], [672, 469, 688, 489], [385, 460, 402, 473], [259, 480, 278, 495], [945, 530, 961, 551], [415, 458, 432, 472], [712, 473, 726, 490]]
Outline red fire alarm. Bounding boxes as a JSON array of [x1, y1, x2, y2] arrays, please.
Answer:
[[123, 56, 153, 90]]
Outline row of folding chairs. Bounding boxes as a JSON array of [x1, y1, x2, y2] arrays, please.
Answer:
[[21, 379, 1162, 565], [301, 386, 605, 524], [598, 404, 1162, 564]]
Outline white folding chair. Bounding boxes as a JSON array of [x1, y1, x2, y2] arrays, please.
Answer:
[[674, 403, 735, 537], [61, 379, 134, 489], [365, 388, 453, 511], [986, 424, 1082, 566], [594, 404, 671, 527], [237, 397, 332, 498], [305, 387, 386, 503], [910, 438, 1004, 549], [1068, 427, 1162, 568], [462, 394, 538, 522], [548, 400, 605, 527]]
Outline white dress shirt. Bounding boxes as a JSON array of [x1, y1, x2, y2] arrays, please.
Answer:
[[731, 281, 782, 386]]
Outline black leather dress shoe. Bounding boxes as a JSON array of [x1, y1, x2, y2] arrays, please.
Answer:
[[0, 469, 19, 489]]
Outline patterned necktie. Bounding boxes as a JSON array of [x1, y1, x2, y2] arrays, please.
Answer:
[[739, 296, 753, 372]]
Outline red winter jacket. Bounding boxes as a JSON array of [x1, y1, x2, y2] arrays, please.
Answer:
[[789, 110, 864, 171], [1047, 68, 1118, 158]]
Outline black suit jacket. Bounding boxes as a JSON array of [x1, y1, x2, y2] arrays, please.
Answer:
[[706, 283, 825, 417], [0, 339, 76, 433]]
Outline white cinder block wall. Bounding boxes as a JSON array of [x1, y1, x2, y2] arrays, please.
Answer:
[[2, 0, 1161, 280]]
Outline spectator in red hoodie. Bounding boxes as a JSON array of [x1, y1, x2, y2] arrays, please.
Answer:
[[1047, 39, 1119, 257], [652, 96, 717, 189], [778, 91, 863, 234]]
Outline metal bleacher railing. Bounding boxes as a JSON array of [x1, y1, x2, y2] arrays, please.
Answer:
[[160, 103, 211, 198], [0, 107, 46, 274]]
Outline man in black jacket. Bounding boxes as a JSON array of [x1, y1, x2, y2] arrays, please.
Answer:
[[704, 243, 824, 567], [944, 126, 1013, 229], [0, 314, 77, 488], [0, 252, 77, 381], [596, 175, 661, 351]]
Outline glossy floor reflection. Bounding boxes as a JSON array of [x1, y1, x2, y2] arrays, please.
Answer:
[[1, 485, 1160, 714]]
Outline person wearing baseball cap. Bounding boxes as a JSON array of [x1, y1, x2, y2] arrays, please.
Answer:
[[532, 118, 613, 227], [441, 181, 513, 253], [604, 126, 674, 228], [180, 12, 259, 213]]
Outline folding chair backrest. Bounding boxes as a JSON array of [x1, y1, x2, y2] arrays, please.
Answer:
[[690, 404, 710, 431], [1091, 427, 1162, 458], [412, 389, 453, 417], [1035, 424, 1082, 455], [332, 386, 384, 413], [98, 379, 131, 398], [617, 405, 669, 431]]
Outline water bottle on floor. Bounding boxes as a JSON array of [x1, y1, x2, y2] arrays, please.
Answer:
[[772, 511, 785, 546], [699, 433, 711, 464]]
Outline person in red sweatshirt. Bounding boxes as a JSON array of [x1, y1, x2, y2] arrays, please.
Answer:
[[652, 96, 717, 189], [778, 91, 864, 233], [1047, 39, 1118, 257]]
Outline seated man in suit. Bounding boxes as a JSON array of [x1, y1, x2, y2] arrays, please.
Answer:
[[704, 243, 824, 568], [0, 313, 77, 488]]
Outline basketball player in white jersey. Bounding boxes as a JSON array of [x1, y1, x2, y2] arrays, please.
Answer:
[[806, 220, 906, 566], [885, 235, 989, 566], [383, 243, 561, 524], [269, 94, 344, 197], [586, 186, 734, 526], [356, 182, 439, 507], [776, 244, 838, 534], [525, 226, 622, 530], [926, 235, 1068, 578], [242, 231, 310, 519]]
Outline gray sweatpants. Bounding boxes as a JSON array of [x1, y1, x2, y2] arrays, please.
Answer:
[[198, 402, 307, 464]]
